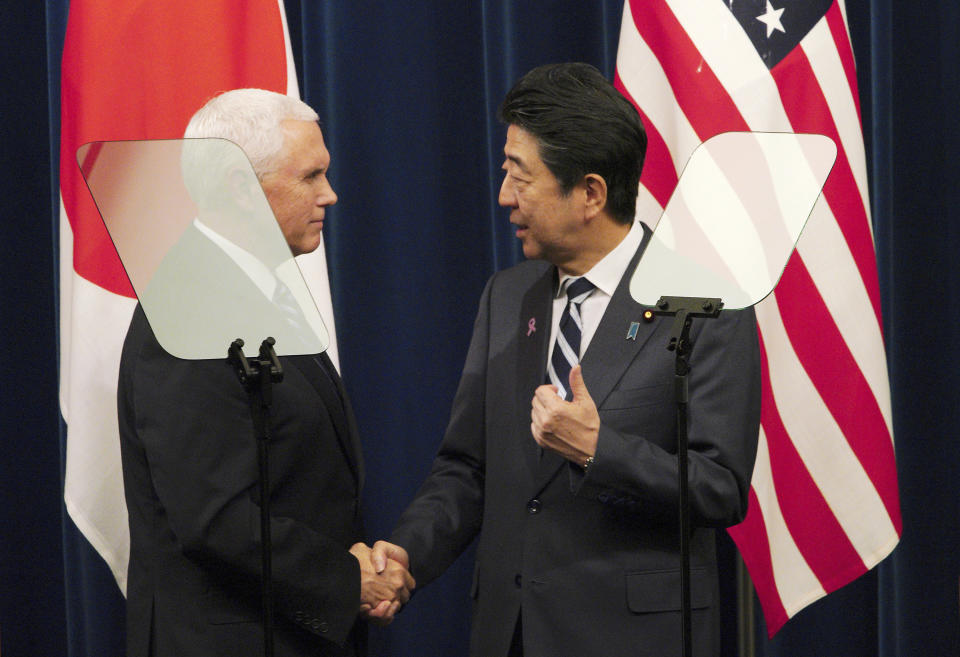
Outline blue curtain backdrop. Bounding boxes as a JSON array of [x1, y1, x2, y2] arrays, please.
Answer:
[[1, 0, 957, 655]]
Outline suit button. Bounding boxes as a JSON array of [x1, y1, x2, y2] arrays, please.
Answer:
[[317, 621, 329, 633], [527, 498, 541, 514], [514, 574, 522, 588]]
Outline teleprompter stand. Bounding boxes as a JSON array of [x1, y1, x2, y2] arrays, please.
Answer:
[[228, 337, 284, 657], [648, 295, 723, 657]]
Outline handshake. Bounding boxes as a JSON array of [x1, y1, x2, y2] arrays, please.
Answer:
[[349, 540, 415, 625]]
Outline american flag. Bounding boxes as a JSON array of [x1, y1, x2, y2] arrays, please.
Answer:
[[614, 0, 900, 634], [58, 0, 338, 593]]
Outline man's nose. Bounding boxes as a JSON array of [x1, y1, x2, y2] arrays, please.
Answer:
[[319, 181, 337, 207], [498, 176, 516, 207]]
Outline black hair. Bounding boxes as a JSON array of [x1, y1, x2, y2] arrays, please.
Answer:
[[498, 62, 647, 224]]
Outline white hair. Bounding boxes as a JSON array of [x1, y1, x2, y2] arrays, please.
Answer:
[[184, 88, 318, 177]]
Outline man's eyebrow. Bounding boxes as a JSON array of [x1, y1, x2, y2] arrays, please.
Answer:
[[504, 153, 529, 173]]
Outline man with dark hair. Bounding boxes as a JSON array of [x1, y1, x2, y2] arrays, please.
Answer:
[[371, 63, 761, 656], [497, 62, 647, 225]]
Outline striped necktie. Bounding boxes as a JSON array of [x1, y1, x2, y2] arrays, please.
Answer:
[[546, 277, 596, 400]]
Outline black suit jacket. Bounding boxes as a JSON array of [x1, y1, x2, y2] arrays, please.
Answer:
[[118, 227, 365, 657], [391, 233, 761, 657]]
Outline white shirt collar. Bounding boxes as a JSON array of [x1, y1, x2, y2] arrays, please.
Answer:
[[194, 218, 278, 298], [556, 220, 645, 298]]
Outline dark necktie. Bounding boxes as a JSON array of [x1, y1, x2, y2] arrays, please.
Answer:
[[546, 277, 596, 400], [272, 279, 306, 334]]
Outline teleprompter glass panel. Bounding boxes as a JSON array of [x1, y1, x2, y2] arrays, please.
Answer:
[[76, 138, 328, 359], [630, 132, 837, 309]]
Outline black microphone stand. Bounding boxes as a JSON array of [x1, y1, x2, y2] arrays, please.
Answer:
[[228, 337, 284, 657], [648, 295, 723, 657]]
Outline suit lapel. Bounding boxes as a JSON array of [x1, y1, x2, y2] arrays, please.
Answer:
[[325, 354, 366, 492], [288, 353, 364, 491], [579, 223, 657, 408], [534, 224, 656, 495], [517, 266, 556, 481]]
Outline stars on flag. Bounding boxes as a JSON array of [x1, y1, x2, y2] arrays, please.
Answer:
[[723, 0, 829, 69], [756, 1, 786, 38]]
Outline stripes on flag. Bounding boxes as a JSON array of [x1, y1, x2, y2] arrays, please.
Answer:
[[58, 0, 341, 593], [615, 0, 900, 635]]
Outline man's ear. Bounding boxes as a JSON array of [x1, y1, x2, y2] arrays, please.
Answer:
[[582, 173, 608, 221], [227, 167, 257, 211]]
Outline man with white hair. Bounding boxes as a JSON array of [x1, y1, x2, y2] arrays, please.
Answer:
[[117, 89, 412, 657]]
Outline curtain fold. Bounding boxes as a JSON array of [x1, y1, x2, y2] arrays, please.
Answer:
[[872, 0, 960, 655]]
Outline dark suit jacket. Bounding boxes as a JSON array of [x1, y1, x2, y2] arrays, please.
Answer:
[[391, 233, 761, 657], [118, 227, 366, 657]]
